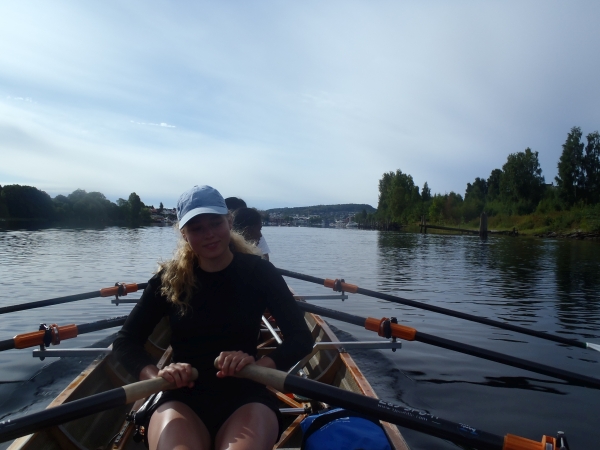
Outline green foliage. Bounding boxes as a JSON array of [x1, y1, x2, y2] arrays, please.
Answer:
[[583, 131, 600, 203], [499, 147, 545, 213], [1, 185, 54, 219], [377, 169, 424, 224], [373, 126, 600, 229], [535, 186, 563, 214], [556, 127, 585, 205], [421, 182, 431, 202], [0, 185, 9, 218], [128, 192, 142, 223], [463, 177, 487, 221], [428, 192, 463, 224], [0, 184, 150, 225], [486, 169, 502, 201]]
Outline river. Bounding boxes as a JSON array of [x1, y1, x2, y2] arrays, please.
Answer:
[[0, 225, 599, 449]]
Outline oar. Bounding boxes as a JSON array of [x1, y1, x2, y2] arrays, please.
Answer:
[[0, 283, 147, 315], [0, 316, 128, 352], [277, 268, 600, 353], [0, 369, 198, 443], [222, 363, 563, 450], [296, 302, 600, 390]]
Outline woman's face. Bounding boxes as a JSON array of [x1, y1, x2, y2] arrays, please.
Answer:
[[182, 214, 232, 265]]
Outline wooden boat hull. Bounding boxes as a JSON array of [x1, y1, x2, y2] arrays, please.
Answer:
[[8, 313, 409, 450]]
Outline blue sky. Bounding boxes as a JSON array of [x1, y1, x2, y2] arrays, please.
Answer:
[[2, 1, 600, 209]]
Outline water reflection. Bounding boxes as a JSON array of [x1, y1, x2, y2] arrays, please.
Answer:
[[553, 240, 600, 336], [480, 237, 547, 300], [376, 231, 600, 340]]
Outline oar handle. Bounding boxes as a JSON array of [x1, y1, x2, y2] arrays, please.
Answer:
[[0, 368, 198, 443], [213, 358, 287, 390], [124, 368, 199, 403]]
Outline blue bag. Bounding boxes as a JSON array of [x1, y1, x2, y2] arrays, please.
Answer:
[[300, 408, 392, 450]]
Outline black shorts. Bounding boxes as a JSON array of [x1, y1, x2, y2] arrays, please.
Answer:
[[151, 376, 283, 441]]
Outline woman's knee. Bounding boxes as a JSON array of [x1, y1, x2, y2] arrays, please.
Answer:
[[147, 401, 211, 450], [215, 403, 279, 450]]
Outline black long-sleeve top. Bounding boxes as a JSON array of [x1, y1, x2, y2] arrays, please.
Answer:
[[113, 253, 313, 383]]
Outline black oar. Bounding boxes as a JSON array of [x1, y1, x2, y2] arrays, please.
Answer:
[[0, 316, 128, 352], [224, 363, 562, 450], [0, 369, 198, 443], [0, 283, 147, 315], [278, 268, 600, 353], [296, 302, 600, 390]]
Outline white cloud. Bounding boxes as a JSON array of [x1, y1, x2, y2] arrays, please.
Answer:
[[1, 1, 599, 208], [130, 120, 176, 128]]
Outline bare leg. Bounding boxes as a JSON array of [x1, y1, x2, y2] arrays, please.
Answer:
[[215, 403, 279, 450], [147, 400, 211, 450]]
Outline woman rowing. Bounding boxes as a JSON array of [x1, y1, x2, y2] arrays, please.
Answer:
[[113, 185, 312, 450]]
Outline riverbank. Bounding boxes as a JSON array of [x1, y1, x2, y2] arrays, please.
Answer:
[[457, 205, 600, 237]]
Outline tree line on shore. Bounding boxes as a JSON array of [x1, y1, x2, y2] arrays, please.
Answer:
[[0, 186, 151, 225], [357, 126, 600, 232], [3, 125, 599, 232]]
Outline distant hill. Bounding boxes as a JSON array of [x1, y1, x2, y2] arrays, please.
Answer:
[[265, 203, 376, 219]]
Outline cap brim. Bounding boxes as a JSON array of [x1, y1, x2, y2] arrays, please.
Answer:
[[179, 206, 229, 229]]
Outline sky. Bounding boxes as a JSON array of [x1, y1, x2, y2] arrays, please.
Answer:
[[1, 1, 600, 210]]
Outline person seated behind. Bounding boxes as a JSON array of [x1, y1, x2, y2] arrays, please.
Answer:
[[224, 196, 247, 212], [226, 197, 271, 261], [233, 207, 264, 246], [113, 185, 312, 450]]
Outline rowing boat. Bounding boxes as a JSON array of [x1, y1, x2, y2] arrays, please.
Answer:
[[7, 309, 410, 450]]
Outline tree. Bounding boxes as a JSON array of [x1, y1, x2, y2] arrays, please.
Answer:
[[428, 192, 463, 224], [463, 177, 487, 220], [0, 185, 9, 218], [376, 170, 422, 224], [0, 184, 54, 219], [421, 182, 431, 202], [583, 131, 600, 204], [556, 127, 584, 205], [159, 202, 164, 212], [128, 192, 142, 223], [486, 169, 502, 201], [500, 148, 545, 213]]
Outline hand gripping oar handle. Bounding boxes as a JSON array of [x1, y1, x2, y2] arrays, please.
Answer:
[[0, 369, 198, 443], [0, 283, 147, 316], [217, 362, 560, 450], [0, 316, 128, 352], [277, 267, 599, 352]]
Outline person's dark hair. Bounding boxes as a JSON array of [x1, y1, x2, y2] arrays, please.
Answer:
[[233, 207, 262, 231], [225, 197, 247, 211]]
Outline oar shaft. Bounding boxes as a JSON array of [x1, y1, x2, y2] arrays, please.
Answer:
[[0, 387, 125, 443], [0, 283, 147, 316], [277, 268, 588, 349], [295, 302, 600, 390], [0, 371, 196, 443], [235, 364, 506, 450], [0, 316, 128, 352], [416, 331, 600, 389]]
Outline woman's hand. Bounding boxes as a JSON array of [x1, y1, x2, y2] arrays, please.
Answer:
[[157, 362, 195, 388], [215, 351, 256, 378]]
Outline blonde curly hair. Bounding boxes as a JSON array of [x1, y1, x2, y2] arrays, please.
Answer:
[[158, 218, 261, 314]]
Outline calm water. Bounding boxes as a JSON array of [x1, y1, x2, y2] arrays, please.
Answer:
[[0, 225, 599, 449]]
